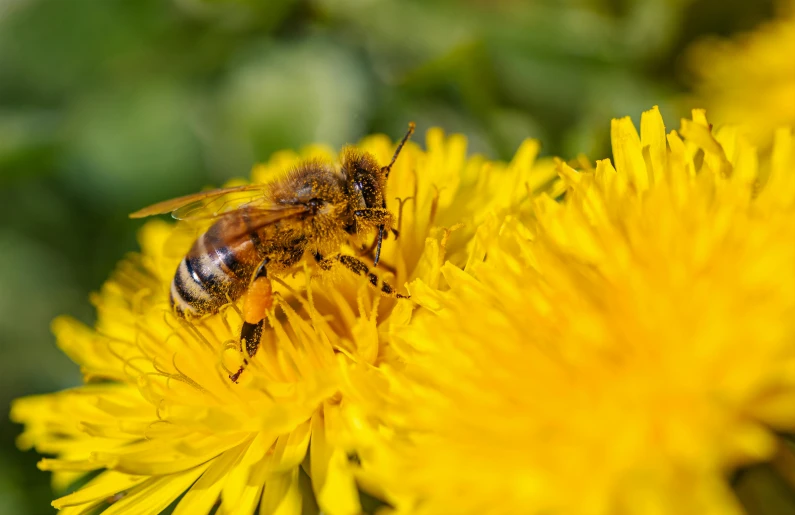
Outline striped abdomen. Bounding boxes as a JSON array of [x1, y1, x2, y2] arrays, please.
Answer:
[[170, 217, 260, 317]]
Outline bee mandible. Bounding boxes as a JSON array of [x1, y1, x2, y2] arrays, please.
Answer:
[[130, 123, 415, 382]]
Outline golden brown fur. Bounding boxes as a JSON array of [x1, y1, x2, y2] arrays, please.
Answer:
[[167, 146, 400, 317], [132, 123, 415, 382]]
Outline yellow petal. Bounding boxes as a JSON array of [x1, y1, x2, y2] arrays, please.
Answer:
[[102, 464, 209, 515], [680, 118, 731, 177], [39, 457, 112, 472], [53, 471, 148, 509], [96, 432, 251, 475], [404, 278, 446, 314], [59, 505, 105, 515], [506, 138, 541, 203], [173, 441, 250, 515], [310, 409, 361, 515], [51, 316, 126, 380], [640, 106, 667, 184], [730, 134, 758, 191], [611, 115, 649, 191], [761, 127, 795, 208], [260, 468, 303, 515], [221, 432, 277, 511]]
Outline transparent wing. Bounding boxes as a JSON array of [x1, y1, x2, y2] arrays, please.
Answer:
[[160, 203, 312, 259], [129, 183, 269, 220], [213, 204, 311, 246], [162, 221, 205, 259]]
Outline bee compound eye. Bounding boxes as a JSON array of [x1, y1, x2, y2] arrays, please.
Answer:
[[355, 181, 379, 209]]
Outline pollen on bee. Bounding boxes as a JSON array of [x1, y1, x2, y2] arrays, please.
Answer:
[[242, 277, 273, 325]]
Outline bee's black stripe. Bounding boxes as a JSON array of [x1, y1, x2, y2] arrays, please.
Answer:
[[203, 232, 244, 278], [216, 244, 243, 276], [169, 290, 185, 316], [184, 255, 203, 286], [174, 261, 202, 305], [202, 226, 246, 278], [185, 253, 223, 291], [249, 228, 264, 254], [173, 255, 221, 313]]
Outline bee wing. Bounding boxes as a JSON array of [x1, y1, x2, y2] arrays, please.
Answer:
[[130, 183, 269, 220], [159, 202, 311, 260], [162, 222, 205, 259], [211, 204, 312, 247], [160, 203, 312, 259]]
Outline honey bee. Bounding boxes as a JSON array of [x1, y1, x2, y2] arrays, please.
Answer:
[[131, 123, 415, 382]]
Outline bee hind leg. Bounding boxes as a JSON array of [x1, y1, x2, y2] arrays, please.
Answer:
[[230, 261, 272, 383]]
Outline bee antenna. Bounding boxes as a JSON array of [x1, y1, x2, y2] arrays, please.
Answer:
[[383, 122, 416, 178]]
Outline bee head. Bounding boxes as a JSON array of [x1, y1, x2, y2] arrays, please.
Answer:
[[343, 122, 415, 216], [343, 123, 415, 266], [343, 149, 386, 213]]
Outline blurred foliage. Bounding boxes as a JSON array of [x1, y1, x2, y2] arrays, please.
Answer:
[[0, 0, 786, 513]]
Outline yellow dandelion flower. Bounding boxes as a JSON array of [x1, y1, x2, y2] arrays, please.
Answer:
[[686, 1, 795, 148], [11, 128, 556, 514], [343, 107, 795, 515]]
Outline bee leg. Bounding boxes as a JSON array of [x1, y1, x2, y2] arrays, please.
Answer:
[[314, 251, 332, 270], [357, 233, 381, 258], [230, 262, 272, 383], [353, 208, 392, 222], [353, 208, 396, 266], [334, 254, 409, 298]]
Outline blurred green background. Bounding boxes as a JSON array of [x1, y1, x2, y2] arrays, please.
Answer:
[[1, 0, 792, 513]]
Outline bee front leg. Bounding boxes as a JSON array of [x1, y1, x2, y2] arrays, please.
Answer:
[[353, 208, 392, 223], [230, 260, 272, 383], [354, 209, 396, 266], [317, 253, 408, 298], [357, 202, 399, 238]]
